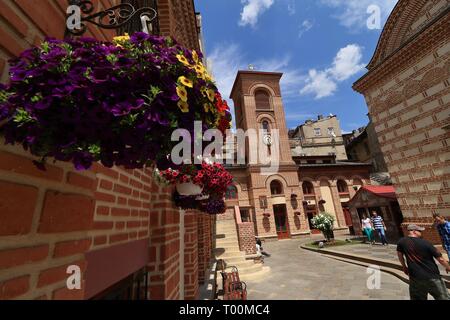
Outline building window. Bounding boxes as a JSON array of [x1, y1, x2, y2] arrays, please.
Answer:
[[259, 196, 268, 209], [225, 185, 238, 200], [337, 180, 348, 193], [363, 142, 370, 155], [327, 127, 335, 136], [270, 180, 283, 195], [314, 128, 321, 136], [261, 120, 270, 133], [240, 208, 251, 222], [91, 268, 148, 300], [353, 179, 363, 191], [255, 90, 271, 110], [302, 181, 314, 195]]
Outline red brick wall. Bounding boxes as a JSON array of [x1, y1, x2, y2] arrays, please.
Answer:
[[401, 216, 448, 245], [237, 223, 256, 255], [183, 210, 198, 300], [0, 0, 119, 83], [0, 140, 182, 299], [0, 0, 211, 300], [197, 213, 212, 285]]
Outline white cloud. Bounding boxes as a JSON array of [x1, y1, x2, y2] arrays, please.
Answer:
[[207, 44, 243, 101], [298, 20, 313, 38], [300, 44, 365, 99], [207, 43, 305, 100], [328, 44, 365, 81], [321, 0, 397, 30], [239, 0, 275, 27], [300, 69, 337, 99], [287, 0, 296, 15]]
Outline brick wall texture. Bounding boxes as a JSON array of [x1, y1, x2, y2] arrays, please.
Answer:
[[0, 0, 211, 300], [353, 0, 450, 244]]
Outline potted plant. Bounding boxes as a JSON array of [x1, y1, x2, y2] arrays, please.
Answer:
[[157, 160, 233, 214], [0, 32, 231, 171], [311, 212, 335, 242]]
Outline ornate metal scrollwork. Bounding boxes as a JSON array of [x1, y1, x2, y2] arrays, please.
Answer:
[[65, 0, 158, 37]]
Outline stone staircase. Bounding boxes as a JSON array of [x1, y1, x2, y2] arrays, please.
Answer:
[[214, 219, 270, 282]]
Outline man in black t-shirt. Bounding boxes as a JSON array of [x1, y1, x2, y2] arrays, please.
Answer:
[[397, 224, 450, 300]]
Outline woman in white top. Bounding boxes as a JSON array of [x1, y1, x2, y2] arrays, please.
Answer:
[[361, 214, 374, 244]]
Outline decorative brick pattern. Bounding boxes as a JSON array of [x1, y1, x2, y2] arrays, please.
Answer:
[[237, 223, 256, 255], [353, 0, 450, 245], [183, 210, 199, 300]]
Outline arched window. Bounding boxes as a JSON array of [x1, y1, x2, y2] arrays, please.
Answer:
[[261, 120, 270, 133], [225, 185, 238, 200], [302, 181, 314, 195], [270, 180, 283, 195], [255, 90, 271, 110], [353, 179, 363, 191], [337, 180, 348, 193]]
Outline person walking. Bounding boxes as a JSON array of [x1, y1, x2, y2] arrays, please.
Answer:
[[397, 224, 450, 300], [371, 211, 388, 245], [361, 214, 374, 244], [433, 213, 450, 261]]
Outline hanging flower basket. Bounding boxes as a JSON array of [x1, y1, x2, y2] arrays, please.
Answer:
[[263, 212, 271, 218], [176, 182, 203, 196], [0, 32, 232, 171], [159, 161, 233, 214]]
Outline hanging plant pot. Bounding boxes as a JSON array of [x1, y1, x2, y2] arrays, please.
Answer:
[[176, 182, 203, 196], [196, 194, 210, 201]]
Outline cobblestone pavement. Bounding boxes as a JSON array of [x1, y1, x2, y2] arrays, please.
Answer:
[[331, 243, 448, 275], [245, 239, 410, 300]]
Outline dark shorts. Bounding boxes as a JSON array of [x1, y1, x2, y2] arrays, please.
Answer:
[[409, 278, 450, 300]]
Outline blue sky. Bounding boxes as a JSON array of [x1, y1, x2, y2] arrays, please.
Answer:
[[196, 0, 398, 132]]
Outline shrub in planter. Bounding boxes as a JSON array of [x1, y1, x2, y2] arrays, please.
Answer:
[[311, 212, 335, 242], [0, 33, 231, 171]]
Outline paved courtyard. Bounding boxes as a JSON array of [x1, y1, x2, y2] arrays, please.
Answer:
[[245, 239, 410, 300]]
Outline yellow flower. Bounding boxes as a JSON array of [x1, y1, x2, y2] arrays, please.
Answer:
[[178, 101, 189, 113], [195, 64, 205, 74], [113, 33, 130, 45], [192, 50, 199, 63], [176, 54, 191, 67], [176, 86, 188, 102], [206, 89, 215, 102], [178, 76, 193, 88], [204, 103, 214, 113]]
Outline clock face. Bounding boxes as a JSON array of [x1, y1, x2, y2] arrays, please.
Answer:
[[263, 134, 272, 146]]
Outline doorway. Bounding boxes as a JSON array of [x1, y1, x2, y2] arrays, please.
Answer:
[[273, 204, 290, 239]]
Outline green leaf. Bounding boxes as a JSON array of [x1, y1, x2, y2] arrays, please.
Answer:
[[13, 108, 34, 126], [88, 144, 101, 157]]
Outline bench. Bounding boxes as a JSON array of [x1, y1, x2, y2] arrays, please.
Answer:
[[216, 259, 247, 300]]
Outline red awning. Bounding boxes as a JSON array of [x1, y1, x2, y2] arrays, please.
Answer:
[[359, 185, 397, 199]]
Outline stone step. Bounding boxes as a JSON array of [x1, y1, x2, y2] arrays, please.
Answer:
[[216, 237, 239, 243], [216, 234, 238, 241], [216, 238, 239, 247], [214, 247, 242, 254], [216, 225, 237, 230], [225, 262, 263, 274], [238, 266, 271, 282], [220, 256, 254, 265], [215, 252, 246, 260]]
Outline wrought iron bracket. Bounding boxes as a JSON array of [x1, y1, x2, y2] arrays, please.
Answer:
[[65, 0, 158, 37]]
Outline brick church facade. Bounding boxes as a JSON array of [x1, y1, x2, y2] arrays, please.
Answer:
[[223, 71, 372, 245], [0, 0, 214, 300], [353, 0, 450, 244]]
